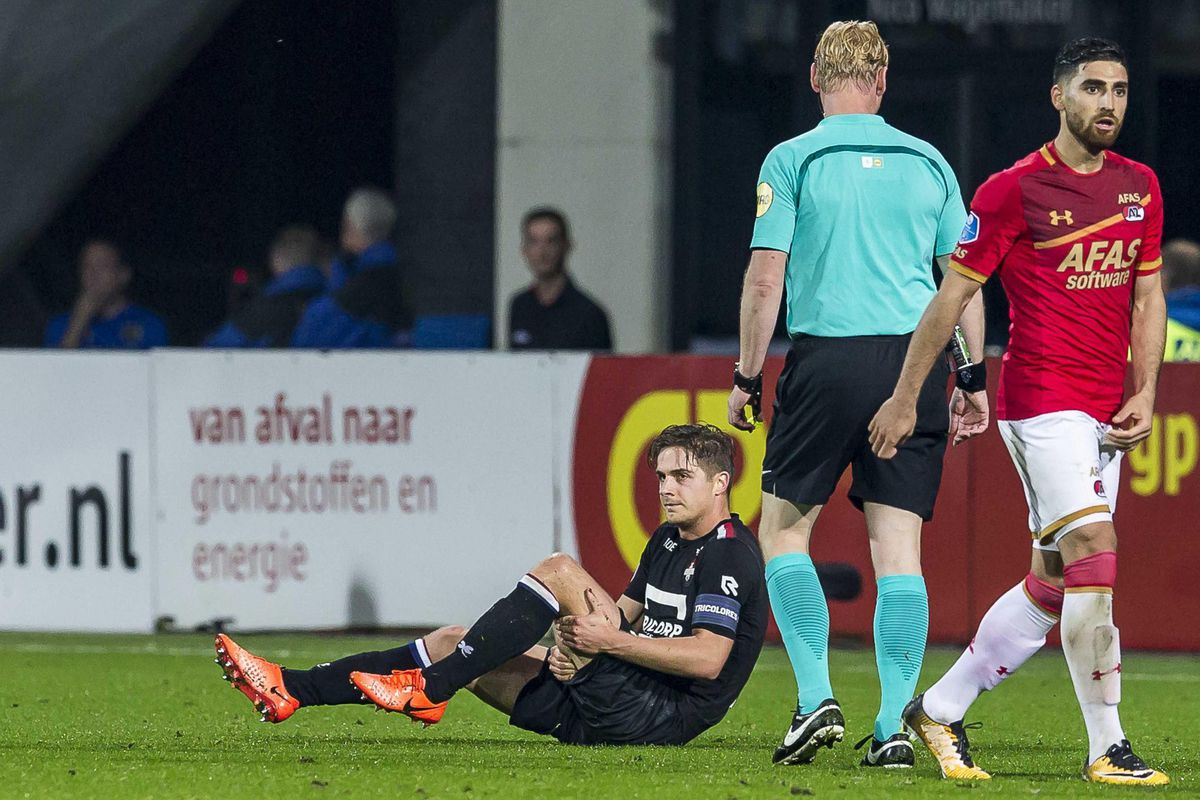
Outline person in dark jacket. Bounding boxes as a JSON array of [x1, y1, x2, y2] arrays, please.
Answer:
[[508, 207, 612, 351], [292, 187, 411, 348], [205, 226, 327, 348]]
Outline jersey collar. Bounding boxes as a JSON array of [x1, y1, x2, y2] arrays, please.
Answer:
[[818, 113, 885, 126], [694, 515, 742, 541], [1043, 140, 1107, 177]]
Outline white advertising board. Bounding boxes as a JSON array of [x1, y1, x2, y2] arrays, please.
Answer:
[[0, 353, 154, 631], [151, 350, 561, 630]]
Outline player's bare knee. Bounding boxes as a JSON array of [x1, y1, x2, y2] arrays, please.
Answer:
[[530, 552, 580, 584]]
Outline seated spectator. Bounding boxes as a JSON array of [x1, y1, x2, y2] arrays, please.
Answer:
[[1162, 238, 1200, 362], [508, 208, 611, 351], [292, 188, 411, 348], [205, 226, 327, 348], [45, 240, 167, 349]]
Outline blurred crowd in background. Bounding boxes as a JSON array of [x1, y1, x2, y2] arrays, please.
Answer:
[[40, 191, 614, 353], [6, 1, 1200, 360]]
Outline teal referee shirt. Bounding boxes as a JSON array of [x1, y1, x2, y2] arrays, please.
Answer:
[[751, 114, 966, 337]]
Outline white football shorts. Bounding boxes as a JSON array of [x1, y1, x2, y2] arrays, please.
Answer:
[[997, 410, 1122, 551]]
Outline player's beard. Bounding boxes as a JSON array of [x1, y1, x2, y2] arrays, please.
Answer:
[[1065, 106, 1122, 153]]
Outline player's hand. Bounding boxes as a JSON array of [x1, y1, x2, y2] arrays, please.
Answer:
[[547, 645, 578, 682], [1105, 392, 1155, 451], [727, 387, 757, 431], [556, 588, 621, 657], [949, 388, 990, 446], [868, 395, 917, 459]]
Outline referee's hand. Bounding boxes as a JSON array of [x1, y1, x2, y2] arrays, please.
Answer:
[[727, 387, 759, 431], [868, 396, 917, 459]]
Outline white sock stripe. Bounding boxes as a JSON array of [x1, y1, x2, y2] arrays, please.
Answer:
[[518, 574, 560, 612], [413, 637, 432, 668]]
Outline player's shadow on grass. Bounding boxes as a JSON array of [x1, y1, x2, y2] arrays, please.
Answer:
[[962, 741, 1075, 780]]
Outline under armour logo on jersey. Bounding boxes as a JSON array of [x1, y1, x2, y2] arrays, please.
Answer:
[[1049, 209, 1074, 226], [457, 640, 474, 657], [721, 575, 739, 596]]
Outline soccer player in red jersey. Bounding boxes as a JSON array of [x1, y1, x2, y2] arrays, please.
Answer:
[[867, 38, 1169, 785]]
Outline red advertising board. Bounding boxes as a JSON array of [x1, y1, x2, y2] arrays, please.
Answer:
[[572, 357, 1200, 651]]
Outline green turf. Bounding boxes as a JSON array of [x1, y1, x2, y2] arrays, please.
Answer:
[[0, 633, 1193, 799]]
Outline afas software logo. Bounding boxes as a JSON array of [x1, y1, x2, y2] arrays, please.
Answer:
[[571, 358, 774, 594]]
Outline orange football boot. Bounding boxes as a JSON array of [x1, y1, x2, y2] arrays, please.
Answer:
[[350, 668, 447, 726], [214, 633, 300, 723]]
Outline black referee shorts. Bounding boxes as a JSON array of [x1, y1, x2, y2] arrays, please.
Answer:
[[509, 655, 705, 746], [761, 333, 950, 521]]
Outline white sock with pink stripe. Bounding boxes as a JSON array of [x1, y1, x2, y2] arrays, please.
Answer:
[[923, 576, 1060, 724]]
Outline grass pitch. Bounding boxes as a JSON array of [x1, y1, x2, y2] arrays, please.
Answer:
[[0, 633, 1193, 799]]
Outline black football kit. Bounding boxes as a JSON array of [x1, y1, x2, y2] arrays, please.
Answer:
[[509, 515, 766, 745]]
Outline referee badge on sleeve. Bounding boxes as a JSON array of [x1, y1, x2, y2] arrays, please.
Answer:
[[756, 182, 773, 217]]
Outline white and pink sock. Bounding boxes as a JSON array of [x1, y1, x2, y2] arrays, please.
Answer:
[[1061, 551, 1125, 763], [923, 574, 1061, 724]]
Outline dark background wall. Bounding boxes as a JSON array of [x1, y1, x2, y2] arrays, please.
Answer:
[[15, 0, 497, 347], [671, 0, 1196, 349], [7, 0, 1197, 349]]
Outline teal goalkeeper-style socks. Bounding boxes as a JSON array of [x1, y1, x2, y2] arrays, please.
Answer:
[[766, 553, 832, 713], [873, 574, 929, 740]]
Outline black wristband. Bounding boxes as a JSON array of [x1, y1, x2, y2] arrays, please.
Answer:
[[955, 361, 988, 393], [733, 365, 763, 423], [733, 367, 762, 393]]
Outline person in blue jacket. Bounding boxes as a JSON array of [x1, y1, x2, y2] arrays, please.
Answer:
[[1162, 239, 1200, 362], [45, 240, 167, 349], [292, 187, 411, 348], [206, 226, 327, 348]]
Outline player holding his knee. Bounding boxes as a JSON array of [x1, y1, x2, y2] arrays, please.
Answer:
[[869, 37, 1168, 785], [213, 424, 766, 747]]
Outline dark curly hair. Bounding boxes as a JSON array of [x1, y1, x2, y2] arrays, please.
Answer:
[[1053, 37, 1126, 85], [647, 423, 736, 494]]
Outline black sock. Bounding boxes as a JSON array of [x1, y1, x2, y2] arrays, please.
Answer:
[[422, 575, 559, 703], [281, 641, 427, 707]]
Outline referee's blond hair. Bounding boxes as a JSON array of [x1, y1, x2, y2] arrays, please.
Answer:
[[813, 21, 889, 93]]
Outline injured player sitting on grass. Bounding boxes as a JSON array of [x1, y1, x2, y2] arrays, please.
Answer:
[[214, 423, 767, 746]]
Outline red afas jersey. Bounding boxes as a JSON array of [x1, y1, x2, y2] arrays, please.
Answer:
[[950, 141, 1163, 422]]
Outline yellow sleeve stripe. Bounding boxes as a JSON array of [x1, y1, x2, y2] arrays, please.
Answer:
[[1137, 257, 1163, 273], [949, 260, 988, 283]]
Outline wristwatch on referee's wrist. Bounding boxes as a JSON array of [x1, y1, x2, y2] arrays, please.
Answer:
[[733, 364, 761, 392], [945, 326, 988, 393], [733, 363, 764, 423]]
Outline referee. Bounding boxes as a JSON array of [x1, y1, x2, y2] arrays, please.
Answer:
[[725, 21, 987, 769]]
